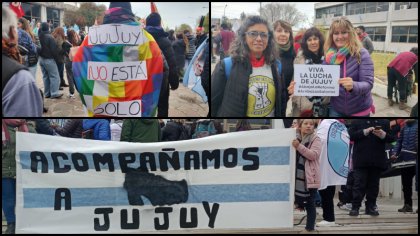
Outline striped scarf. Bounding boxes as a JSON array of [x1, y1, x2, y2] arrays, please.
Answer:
[[325, 46, 350, 65]]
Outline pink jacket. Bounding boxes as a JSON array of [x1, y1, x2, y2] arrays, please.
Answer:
[[296, 136, 322, 189]]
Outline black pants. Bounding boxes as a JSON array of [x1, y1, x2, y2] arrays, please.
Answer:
[[305, 189, 317, 231], [387, 67, 407, 101], [401, 166, 416, 206], [319, 185, 336, 222], [158, 77, 169, 117], [352, 167, 382, 209]]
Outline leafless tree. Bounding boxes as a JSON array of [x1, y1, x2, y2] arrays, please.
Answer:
[[260, 3, 307, 27]]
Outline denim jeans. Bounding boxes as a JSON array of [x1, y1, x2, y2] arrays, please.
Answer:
[[305, 189, 317, 231], [2, 178, 16, 223], [39, 57, 60, 97]]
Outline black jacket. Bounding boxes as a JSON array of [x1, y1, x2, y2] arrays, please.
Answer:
[[349, 119, 395, 170], [145, 26, 179, 90], [38, 30, 59, 61], [54, 119, 83, 138], [201, 41, 210, 99], [279, 48, 295, 100], [211, 58, 287, 117], [162, 121, 184, 141], [172, 39, 186, 70]]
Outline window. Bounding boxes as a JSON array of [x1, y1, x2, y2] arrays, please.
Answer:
[[316, 5, 343, 19], [392, 26, 418, 43], [21, 3, 41, 24], [395, 2, 418, 10], [347, 2, 389, 15], [47, 8, 60, 29], [365, 27, 386, 42]]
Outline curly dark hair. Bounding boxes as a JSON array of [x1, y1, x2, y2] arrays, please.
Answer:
[[229, 15, 277, 65], [300, 27, 325, 57]]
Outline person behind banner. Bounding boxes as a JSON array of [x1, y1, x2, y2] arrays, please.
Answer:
[[211, 15, 287, 117], [2, 119, 35, 234], [120, 119, 161, 143], [390, 119, 418, 213], [324, 17, 374, 117], [82, 119, 111, 141], [292, 119, 321, 233], [52, 119, 83, 138], [348, 119, 394, 217], [288, 27, 329, 117], [273, 20, 295, 102]]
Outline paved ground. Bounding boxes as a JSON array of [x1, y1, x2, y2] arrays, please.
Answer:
[[211, 58, 416, 117], [35, 65, 208, 117], [3, 196, 417, 233]]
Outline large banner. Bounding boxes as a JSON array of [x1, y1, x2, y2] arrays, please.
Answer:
[[16, 129, 296, 233], [316, 119, 350, 190]]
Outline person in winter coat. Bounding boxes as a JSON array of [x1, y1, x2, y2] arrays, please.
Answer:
[[273, 20, 295, 101], [292, 119, 321, 233], [39, 22, 63, 99], [162, 119, 190, 141], [52, 119, 83, 138], [120, 119, 160, 143], [184, 29, 196, 70], [324, 17, 374, 117], [172, 33, 187, 78], [355, 26, 374, 55], [391, 119, 418, 213], [82, 119, 111, 141], [387, 49, 418, 110], [288, 27, 329, 117], [348, 119, 394, 217], [145, 13, 179, 117], [34, 119, 54, 135], [211, 15, 287, 117], [2, 119, 35, 234]]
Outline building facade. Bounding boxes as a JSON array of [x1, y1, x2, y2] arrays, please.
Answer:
[[314, 2, 418, 53]]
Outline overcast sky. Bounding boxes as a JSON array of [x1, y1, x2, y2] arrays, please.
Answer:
[[211, 2, 316, 29], [96, 2, 209, 30]]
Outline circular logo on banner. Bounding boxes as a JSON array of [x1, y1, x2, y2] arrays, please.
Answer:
[[327, 122, 349, 177]]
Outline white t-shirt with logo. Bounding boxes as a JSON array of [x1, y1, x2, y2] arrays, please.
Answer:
[[247, 64, 276, 117]]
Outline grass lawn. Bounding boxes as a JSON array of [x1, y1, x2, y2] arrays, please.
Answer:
[[370, 52, 396, 78]]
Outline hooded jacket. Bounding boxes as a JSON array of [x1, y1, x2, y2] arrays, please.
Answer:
[[120, 119, 161, 143], [83, 119, 111, 140]]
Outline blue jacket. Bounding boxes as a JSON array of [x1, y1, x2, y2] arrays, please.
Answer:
[[393, 120, 418, 162], [83, 119, 111, 140]]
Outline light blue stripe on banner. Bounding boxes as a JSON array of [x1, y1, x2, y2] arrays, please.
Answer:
[[19, 146, 290, 171], [23, 183, 289, 208]]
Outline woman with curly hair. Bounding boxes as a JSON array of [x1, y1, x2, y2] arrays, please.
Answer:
[[211, 15, 287, 117]]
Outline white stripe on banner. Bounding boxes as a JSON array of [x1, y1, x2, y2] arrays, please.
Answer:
[[16, 129, 296, 233], [21, 165, 291, 188]]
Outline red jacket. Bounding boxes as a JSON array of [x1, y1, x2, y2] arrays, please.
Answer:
[[220, 30, 235, 54], [388, 52, 418, 77]]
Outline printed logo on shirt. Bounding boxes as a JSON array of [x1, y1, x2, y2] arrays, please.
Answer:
[[247, 75, 275, 117]]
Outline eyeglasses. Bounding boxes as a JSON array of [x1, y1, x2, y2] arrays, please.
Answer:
[[245, 31, 269, 40]]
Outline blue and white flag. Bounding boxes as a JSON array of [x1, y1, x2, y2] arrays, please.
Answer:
[[316, 119, 350, 190], [16, 129, 295, 233], [183, 37, 209, 103]]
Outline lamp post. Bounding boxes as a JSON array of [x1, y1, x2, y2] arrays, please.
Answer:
[[223, 4, 227, 18]]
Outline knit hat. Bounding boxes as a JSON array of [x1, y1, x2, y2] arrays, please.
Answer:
[[109, 2, 132, 13], [146, 13, 161, 27]]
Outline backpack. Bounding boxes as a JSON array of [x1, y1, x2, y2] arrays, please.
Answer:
[[178, 124, 192, 140], [192, 120, 217, 139], [223, 57, 282, 80]]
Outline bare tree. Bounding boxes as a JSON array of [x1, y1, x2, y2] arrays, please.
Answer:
[[260, 3, 307, 27]]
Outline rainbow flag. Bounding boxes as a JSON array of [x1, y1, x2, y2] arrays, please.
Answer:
[[72, 22, 163, 117]]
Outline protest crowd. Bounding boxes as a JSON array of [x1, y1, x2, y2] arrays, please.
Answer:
[[211, 14, 418, 117], [2, 2, 210, 117], [2, 118, 418, 234]]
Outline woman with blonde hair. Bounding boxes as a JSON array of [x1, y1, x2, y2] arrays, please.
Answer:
[[324, 17, 374, 117]]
